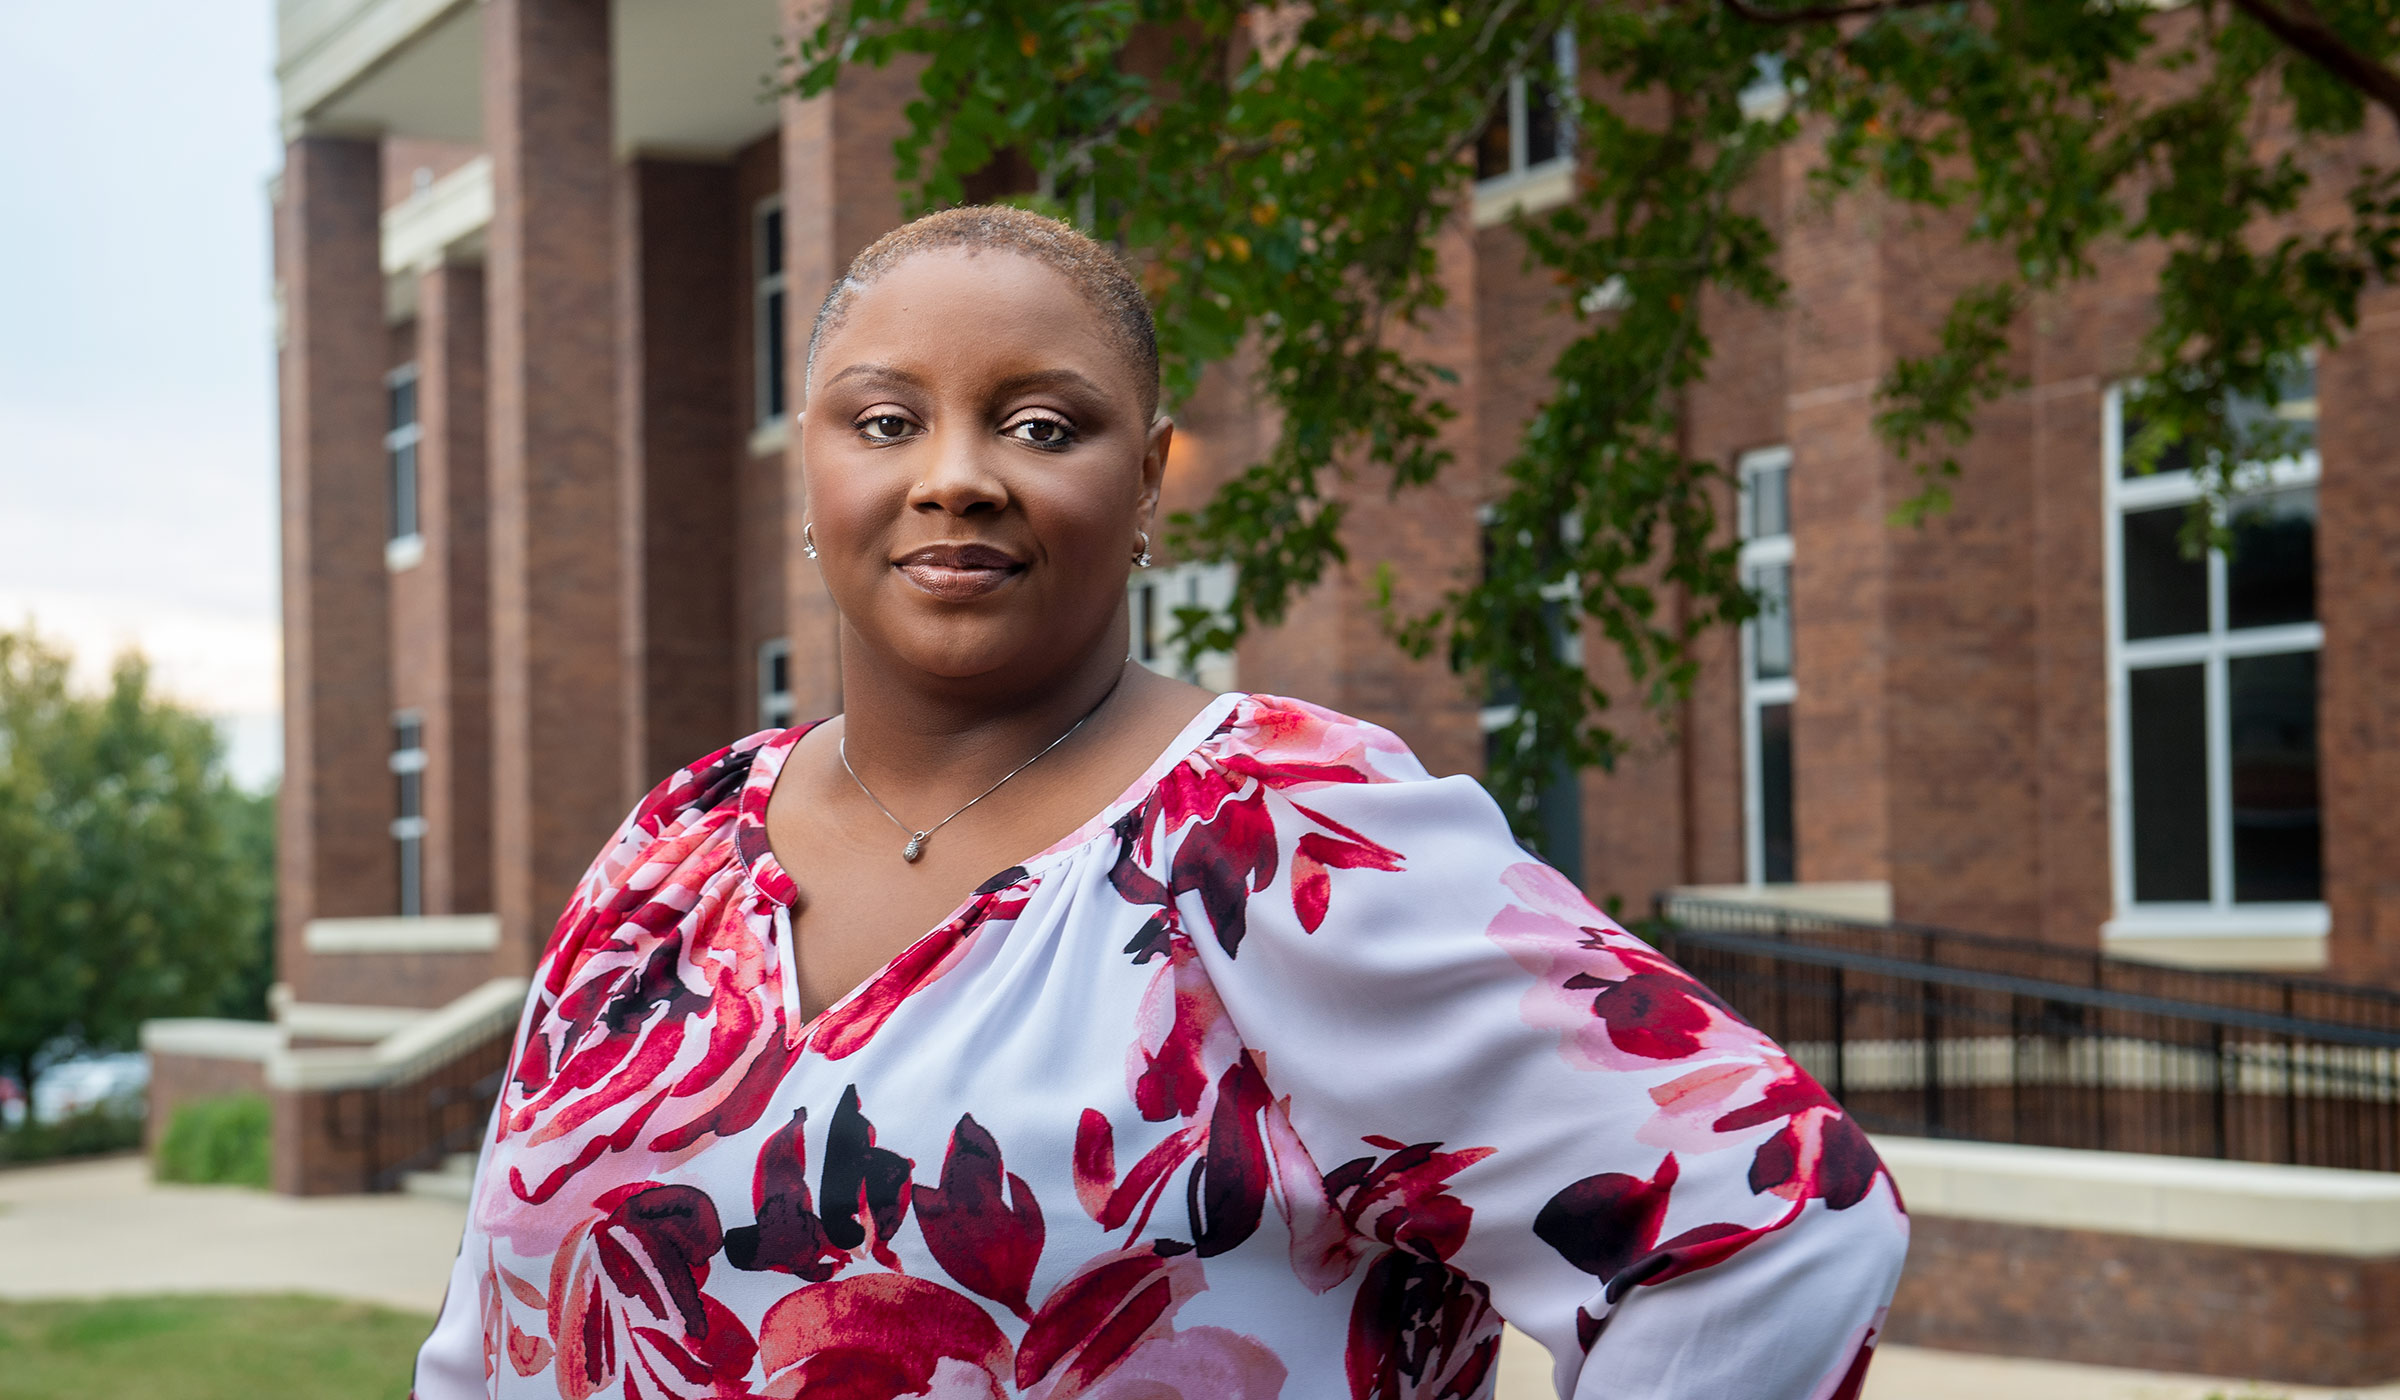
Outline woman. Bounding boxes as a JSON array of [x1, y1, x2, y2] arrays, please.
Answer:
[[414, 206, 1907, 1400]]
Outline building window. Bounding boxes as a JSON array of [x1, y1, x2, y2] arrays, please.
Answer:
[[755, 198, 787, 430], [2105, 373, 2323, 916], [1474, 30, 1576, 185], [1739, 446, 1796, 885], [758, 637, 795, 730], [386, 365, 422, 557], [391, 712, 427, 918], [1128, 560, 1237, 693]]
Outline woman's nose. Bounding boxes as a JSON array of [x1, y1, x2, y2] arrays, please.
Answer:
[[908, 425, 1009, 517]]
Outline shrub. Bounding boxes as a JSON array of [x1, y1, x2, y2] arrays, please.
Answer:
[[153, 1093, 270, 1188], [0, 1101, 145, 1166]]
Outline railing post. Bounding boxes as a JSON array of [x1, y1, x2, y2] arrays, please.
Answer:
[[1831, 964, 1848, 1106], [2211, 1021, 2229, 1160]]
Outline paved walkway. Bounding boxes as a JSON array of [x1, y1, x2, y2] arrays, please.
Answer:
[[3, 1155, 2392, 1399]]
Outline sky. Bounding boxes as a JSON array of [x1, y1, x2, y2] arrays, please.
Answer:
[[0, 3, 285, 788]]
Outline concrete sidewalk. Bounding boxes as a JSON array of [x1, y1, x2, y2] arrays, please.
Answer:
[[2, 1155, 2391, 1399]]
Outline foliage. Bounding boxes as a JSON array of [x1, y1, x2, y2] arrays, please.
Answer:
[[787, 0, 2400, 840], [152, 1093, 272, 1188], [0, 1295, 427, 1400], [0, 627, 275, 1108], [0, 1101, 145, 1166]]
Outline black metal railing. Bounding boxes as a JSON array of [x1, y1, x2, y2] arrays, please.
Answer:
[[318, 1028, 512, 1192], [1648, 918, 2400, 1172], [1658, 893, 2400, 1034]]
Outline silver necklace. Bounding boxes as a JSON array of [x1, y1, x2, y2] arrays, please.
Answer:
[[839, 666, 1128, 863]]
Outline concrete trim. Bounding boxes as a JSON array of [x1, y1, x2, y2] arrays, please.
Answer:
[[1876, 1134, 2400, 1256], [140, 1019, 286, 1062], [1472, 161, 1574, 228], [267, 977, 529, 1091], [2104, 907, 2331, 970], [1667, 881, 1895, 923], [303, 912, 502, 954], [381, 155, 493, 277], [279, 0, 470, 130], [278, 1001, 428, 1043]]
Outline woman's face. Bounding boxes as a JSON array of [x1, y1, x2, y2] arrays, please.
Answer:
[[799, 248, 1170, 687]]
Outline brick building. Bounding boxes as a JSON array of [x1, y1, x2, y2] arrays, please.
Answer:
[[123, 0, 2400, 1382]]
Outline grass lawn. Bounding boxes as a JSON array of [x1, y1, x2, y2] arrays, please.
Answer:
[[0, 1294, 431, 1400]]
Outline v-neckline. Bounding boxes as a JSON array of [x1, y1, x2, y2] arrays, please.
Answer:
[[728, 692, 1246, 1032]]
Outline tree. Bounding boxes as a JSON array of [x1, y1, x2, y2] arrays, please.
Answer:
[[0, 628, 273, 1108], [787, 0, 2400, 838]]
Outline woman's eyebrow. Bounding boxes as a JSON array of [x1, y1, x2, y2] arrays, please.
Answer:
[[824, 362, 927, 390], [991, 368, 1109, 400]]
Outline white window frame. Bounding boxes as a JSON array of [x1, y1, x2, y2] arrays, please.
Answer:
[[1128, 560, 1238, 693], [385, 364, 424, 569], [1737, 446, 1796, 886], [2101, 385, 2328, 942], [754, 196, 789, 442], [391, 710, 428, 918], [1472, 30, 1577, 225]]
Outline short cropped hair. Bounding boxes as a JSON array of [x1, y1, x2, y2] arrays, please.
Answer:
[[805, 205, 1161, 420]]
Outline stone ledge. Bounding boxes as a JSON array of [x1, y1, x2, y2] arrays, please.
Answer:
[[303, 912, 501, 954], [1878, 1135, 2400, 1256]]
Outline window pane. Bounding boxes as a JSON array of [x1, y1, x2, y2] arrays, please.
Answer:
[[1475, 92, 1514, 180], [1524, 74, 1562, 167], [2121, 505, 2207, 639], [1750, 563, 1792, 681], [1758, 701, 1795, 883], [398, 835, 422, 918], [2226, 488, 2315, 630], [397, 770, 422, 822], [2229, 650, 2321, 902], [2117, 411, 2192, 479], [389, 375, 417, 432], [390, 442, 419, 541], [762, 206, 784, 278], [2128, 663, 2210, 902], [1745, 463, 1789, 540], [764, 287, 787, 420], [1538, 757, 1582, 884]]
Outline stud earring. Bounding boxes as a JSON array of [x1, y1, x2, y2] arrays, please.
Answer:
[[1133, 530, 1152, 568], [802, 522, 819, 560]]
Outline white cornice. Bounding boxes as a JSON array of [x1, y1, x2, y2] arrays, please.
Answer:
[[279, 0, 471, 133], [304, 911, 502, 954]]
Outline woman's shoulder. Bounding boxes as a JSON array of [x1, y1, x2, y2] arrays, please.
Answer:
[[1199, 691, 1435, 790]]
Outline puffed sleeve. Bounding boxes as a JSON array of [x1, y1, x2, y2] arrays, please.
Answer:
[[1157, 701, 1907, 1399]]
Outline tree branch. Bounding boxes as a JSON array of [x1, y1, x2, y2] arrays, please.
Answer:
[[2224, 0, 2400, 128]]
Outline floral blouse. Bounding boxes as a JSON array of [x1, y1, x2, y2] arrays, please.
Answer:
[[414, 692, 1908, 1399]]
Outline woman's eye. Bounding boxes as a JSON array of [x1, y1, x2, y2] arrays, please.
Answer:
[[1006, 416, 1075, 449], [858, 414, 915, 442]]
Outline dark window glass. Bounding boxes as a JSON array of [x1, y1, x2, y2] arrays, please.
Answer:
[[1475, 93, 1514, 180], [768, 648, 788, 697], [1524, 74, 1562, 168], [762, 205, 784, 278], [2121, 506, 2207, 639], [2118, 412, 2194, 480], [1758, 701, 1795, 883], [763, 287, 787, 420], [390, 441, 419, 541], [389, 376, 417, 433], [1538, 755, 1582, 884], [1745, 463, 1789, 541], [398, 835, 422, 919], [2226, 488, 2315, 630], [1750, 563, 1792, 681], [2128, 664, 2210, 901], [1134, 582, 1158, 663], [2229, 650, 2321, 902]]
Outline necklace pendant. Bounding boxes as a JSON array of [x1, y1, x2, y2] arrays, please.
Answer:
[[903, 833, 927, 863]]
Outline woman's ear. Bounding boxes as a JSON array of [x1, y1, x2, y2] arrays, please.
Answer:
[[1139, 416, 1174, 525]]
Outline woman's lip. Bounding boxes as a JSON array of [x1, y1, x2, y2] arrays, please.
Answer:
[[895, 560, 1022, 602]]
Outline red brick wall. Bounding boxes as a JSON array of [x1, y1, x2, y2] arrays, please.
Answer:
[[1890, 1214, 2400, 1386], [145, 1052, 268, 1153], [296, 951, 495, 1010], [419, 263, 495, 919]]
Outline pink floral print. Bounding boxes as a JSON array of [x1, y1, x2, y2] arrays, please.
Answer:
[[414, 693, 1907, 1399]]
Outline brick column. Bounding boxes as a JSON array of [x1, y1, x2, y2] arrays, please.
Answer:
[[275, 136, 395, 975], [484, 0, 624, 969], [416, 263, 493, 916], [2317, 296, 2400, 982], [618, 158, 740, 790]]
